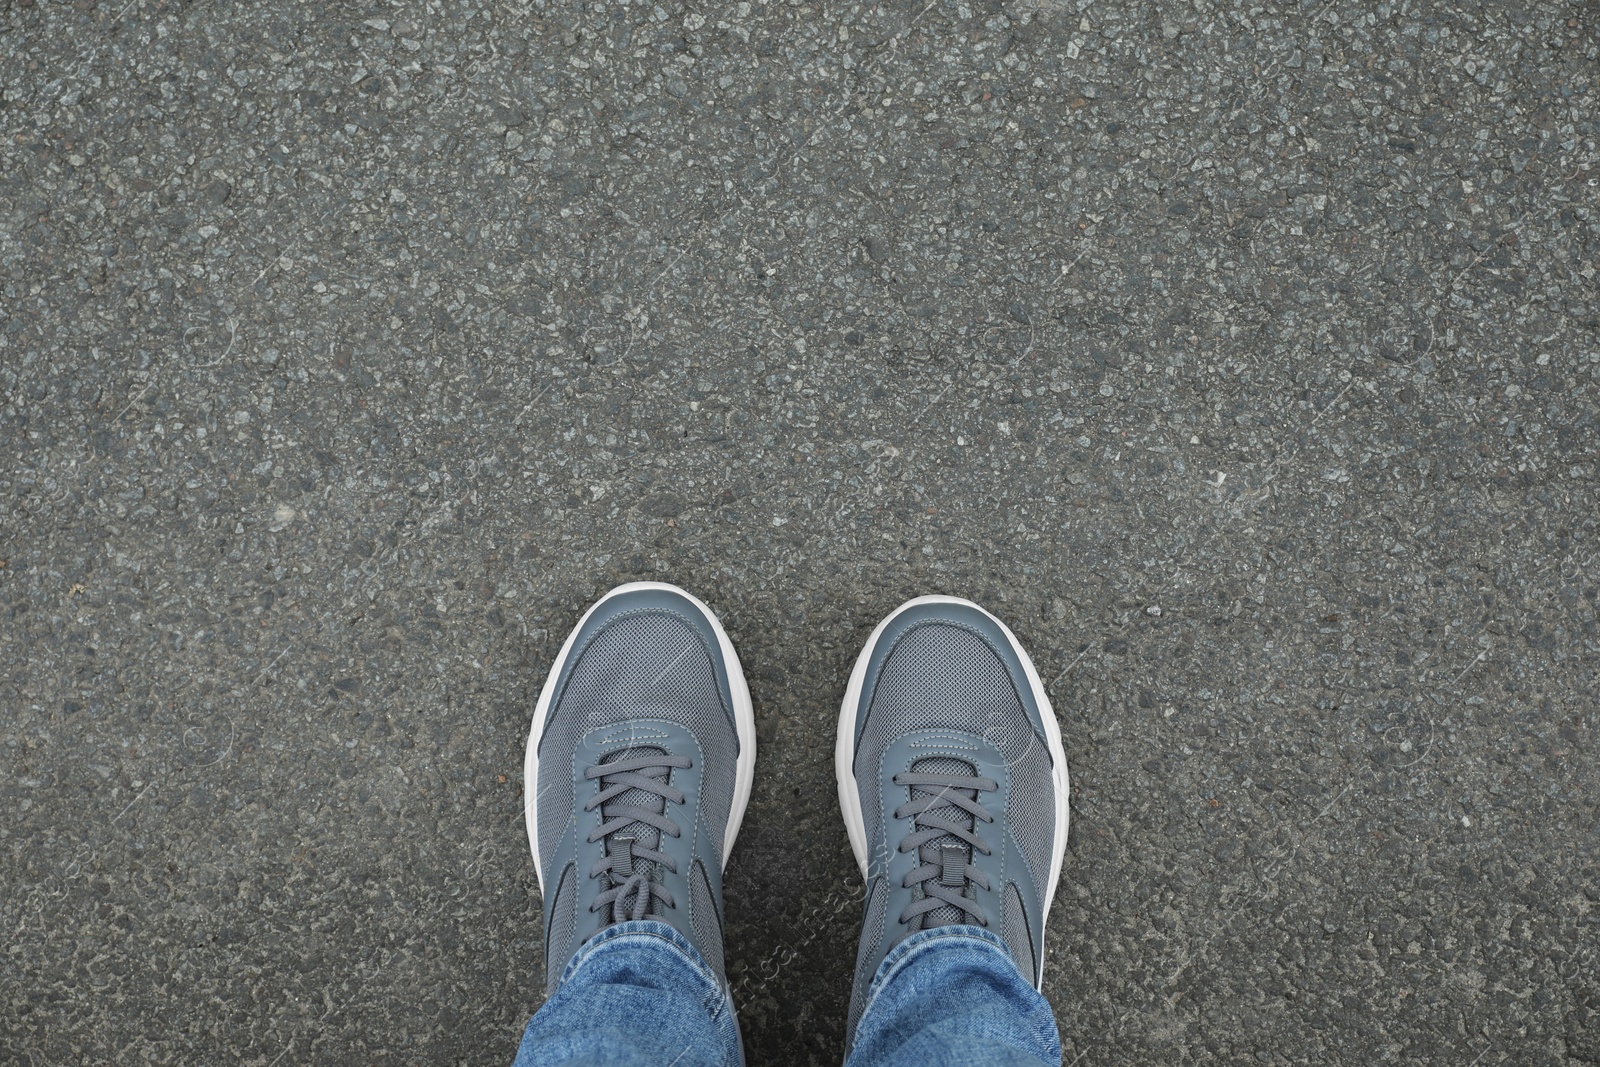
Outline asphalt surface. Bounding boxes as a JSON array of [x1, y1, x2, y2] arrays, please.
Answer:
[[3, 1, 1599, 1064]]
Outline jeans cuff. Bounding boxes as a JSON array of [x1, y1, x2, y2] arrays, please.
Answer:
[[857, 924, 1019, 1023], [557, 920, 724, 994]]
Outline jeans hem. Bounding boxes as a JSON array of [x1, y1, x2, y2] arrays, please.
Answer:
[[558, 919, 725, 996], [855, 924, 1019, 1031]]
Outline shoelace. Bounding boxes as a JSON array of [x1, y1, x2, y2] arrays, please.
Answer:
[[893, 768, 999, 928], [582, 751, 692, 924]]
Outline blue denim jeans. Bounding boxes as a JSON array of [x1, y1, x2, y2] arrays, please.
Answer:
[[512, 921, 1061, 1067]]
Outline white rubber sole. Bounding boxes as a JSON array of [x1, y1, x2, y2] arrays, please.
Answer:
[[833, 595, 1072, 981], [524, 581, 758, 889]]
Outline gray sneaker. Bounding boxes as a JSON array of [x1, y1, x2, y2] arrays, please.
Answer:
[[835, 596, 1070, 1043], [525, 582, 756, 993]]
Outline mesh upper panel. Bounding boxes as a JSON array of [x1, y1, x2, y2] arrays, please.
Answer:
[[544, 863, 579, 994], [1001, 881, 1036, 981], [689, 860, 724, 979], [1005, 741, 1056, 896], [853, 621, 1055, 898], [847, 877, 890, 1042], [536, 610, 737, 878]]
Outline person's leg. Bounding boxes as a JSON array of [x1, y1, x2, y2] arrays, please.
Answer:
[[511, 921, 740, 1067], [843, 927, 1059, 1067], [516, 583, 757, 1067], [835, 596, 1072, 1067]]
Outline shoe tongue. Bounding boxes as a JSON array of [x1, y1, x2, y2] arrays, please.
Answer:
[[600, 746, 669, 859], [909, 755, 979, 929]]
